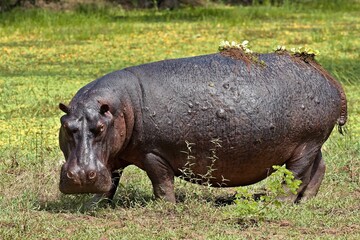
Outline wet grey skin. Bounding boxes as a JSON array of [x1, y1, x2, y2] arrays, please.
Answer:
[[58, 51, 347, 203]]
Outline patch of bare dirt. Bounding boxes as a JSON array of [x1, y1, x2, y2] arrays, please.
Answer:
[[220, 48, 255, 67]]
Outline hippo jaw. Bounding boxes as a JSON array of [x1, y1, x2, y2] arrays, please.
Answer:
[[58, 102, 121, 194], [59, 163, 112, 194]]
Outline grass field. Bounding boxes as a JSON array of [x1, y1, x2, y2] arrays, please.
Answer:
[[0, 1, 359, 239]]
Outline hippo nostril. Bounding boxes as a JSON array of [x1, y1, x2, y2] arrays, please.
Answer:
[[88, 171, 97, 180], [66, 171, 75, 180]]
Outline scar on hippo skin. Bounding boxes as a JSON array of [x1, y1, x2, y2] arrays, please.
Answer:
[[58, 51, 347, 205]]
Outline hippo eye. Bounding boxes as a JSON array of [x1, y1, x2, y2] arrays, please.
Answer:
[[62, 123, 69, 131], [90, 123, 105, 136], [62, 122, 78, 135], [70, 128, 78, 134]]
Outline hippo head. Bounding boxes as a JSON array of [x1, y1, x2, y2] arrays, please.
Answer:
[[58, 102, 127, 194]]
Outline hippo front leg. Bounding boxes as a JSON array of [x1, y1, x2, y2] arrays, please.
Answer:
[[85, 170, 123, 208], [87, 161, 130, 208], [96, 170, 122, 200], [143, 153, 176, 203]]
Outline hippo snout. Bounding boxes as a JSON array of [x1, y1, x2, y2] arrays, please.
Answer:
[[59, 162, 112, 194]]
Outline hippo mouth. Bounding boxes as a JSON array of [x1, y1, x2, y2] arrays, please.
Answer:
[[59, 167, 113, 194]]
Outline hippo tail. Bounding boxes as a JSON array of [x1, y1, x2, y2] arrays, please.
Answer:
[[336, 91, 347, 135], [308, 60, 347, 134]]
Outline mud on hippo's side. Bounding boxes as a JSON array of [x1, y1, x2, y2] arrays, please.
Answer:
[[58, 50, 347, 204]]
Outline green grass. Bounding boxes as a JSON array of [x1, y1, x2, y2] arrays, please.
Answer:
[[1, 1, 360, 239]]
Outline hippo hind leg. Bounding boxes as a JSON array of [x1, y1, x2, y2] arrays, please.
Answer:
[[285, 145, 326, 203], [297, 150, 325, 201], [143, 153, 176, 203]]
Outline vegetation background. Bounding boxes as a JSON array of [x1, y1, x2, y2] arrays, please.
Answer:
[[0, 0, 359, 239], [3, 0, 266, 11]]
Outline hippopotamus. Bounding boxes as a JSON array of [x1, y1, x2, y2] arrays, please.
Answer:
[[58, 49, 347, 203]]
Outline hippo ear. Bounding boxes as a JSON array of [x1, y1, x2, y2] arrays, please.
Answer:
[[100, 104, 110, 115], [59, 103, 69, 114]]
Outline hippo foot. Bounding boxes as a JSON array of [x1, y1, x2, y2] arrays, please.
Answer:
[[83, 169, 124, 210], [82, 194, 113, 210]]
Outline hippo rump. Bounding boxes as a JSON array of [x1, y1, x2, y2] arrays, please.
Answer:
[[58, 50, 347, 203]]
